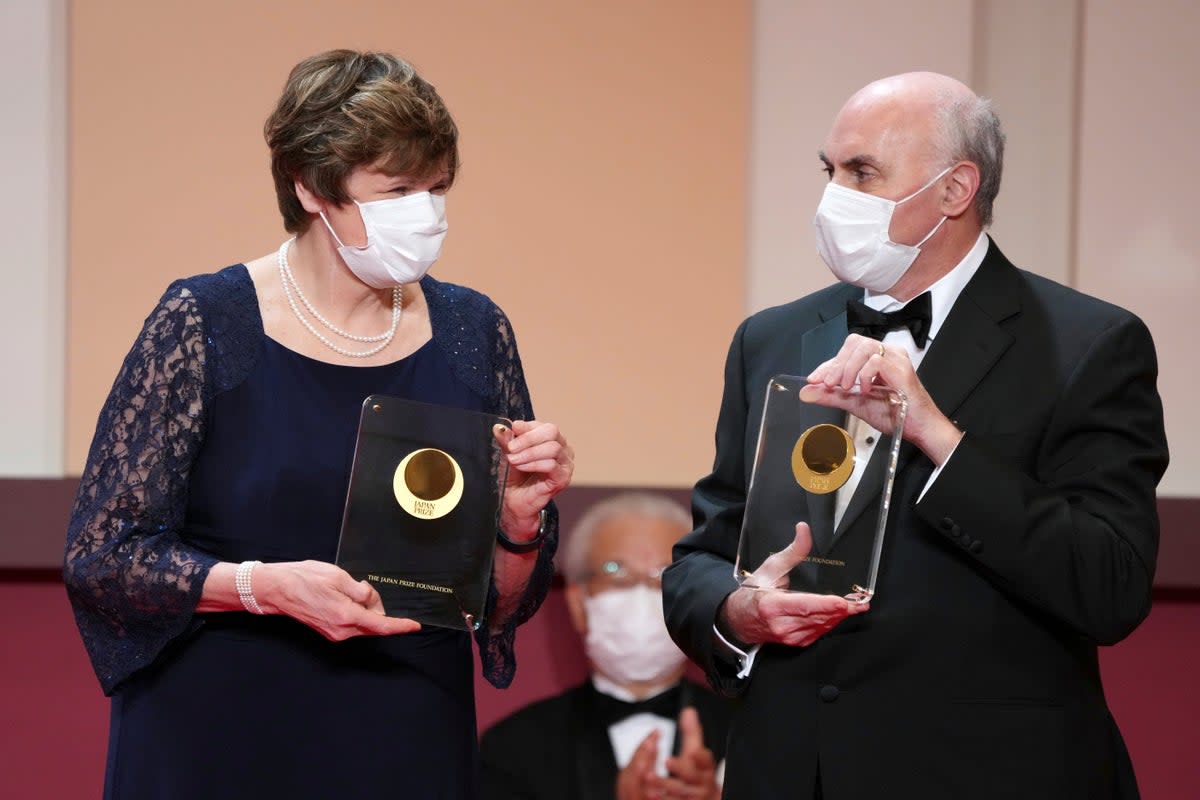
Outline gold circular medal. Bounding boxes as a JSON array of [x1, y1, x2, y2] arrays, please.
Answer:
[[791, 424, 855, 494], [393, 448, 464, 520]]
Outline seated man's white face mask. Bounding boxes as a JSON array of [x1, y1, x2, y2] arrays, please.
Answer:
[[813, 166, 952, 292], [584, 586, 687, 686]]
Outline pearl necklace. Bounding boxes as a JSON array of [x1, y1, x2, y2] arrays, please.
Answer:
[[277, 238, 402, 359]]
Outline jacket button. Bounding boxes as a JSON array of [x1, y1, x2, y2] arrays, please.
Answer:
[[819, 685, 840, 703], [969, 540, 983, 554], [949, 524, 962, 539]]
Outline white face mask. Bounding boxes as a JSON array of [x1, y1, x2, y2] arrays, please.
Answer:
[[813, 166, 952, 293], [583, 585, 687, 687], [320, 191, 448, 288]]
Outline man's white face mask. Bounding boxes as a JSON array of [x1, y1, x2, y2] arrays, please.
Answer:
[[583, 585, 687, 686], [813, 166, 952, 293]]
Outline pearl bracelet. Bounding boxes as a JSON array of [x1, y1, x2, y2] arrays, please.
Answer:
[[235, 560, 265, 615]]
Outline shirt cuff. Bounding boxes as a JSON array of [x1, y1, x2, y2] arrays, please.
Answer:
[[712, 624, 761, 679], [917, 432, 963, 503]]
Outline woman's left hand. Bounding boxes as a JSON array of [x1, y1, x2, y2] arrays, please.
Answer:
[[494, 420, 573, 541]]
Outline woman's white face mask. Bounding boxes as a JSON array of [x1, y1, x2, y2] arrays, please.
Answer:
[[813, 166, 952, 293], [321, 191, 448, 288]]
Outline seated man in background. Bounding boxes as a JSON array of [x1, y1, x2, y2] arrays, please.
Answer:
[[481, 492, 730, 800]]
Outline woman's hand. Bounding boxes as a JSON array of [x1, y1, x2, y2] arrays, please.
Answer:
[[494, 420, 574, 542], [253, 560, 420, 640]]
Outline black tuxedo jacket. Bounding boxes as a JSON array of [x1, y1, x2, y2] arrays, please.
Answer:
[[479, 679, 732, 800], [662, 240, 1168, 799]]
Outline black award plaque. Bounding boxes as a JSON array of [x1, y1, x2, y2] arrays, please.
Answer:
[[335, 395, 509, 631]]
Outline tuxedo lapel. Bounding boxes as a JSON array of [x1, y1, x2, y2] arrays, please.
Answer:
[[570, 686, 620, 800], [917, 241, 1019, 428], [800, 312, 853, 554], [833, 241, 1019, 537], [799, 308, 851, 375], [832, 439, 889, 543]]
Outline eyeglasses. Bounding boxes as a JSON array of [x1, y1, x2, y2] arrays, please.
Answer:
[[586, 560, 670, 592]]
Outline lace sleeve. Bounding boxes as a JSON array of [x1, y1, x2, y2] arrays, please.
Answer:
[[473, 304, 560, 689], [63, 281, 220, 695]]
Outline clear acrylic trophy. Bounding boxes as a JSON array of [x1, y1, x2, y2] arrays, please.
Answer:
[[735, 374, 908, 602]]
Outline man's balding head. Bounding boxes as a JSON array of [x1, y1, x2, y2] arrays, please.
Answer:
[[816, 71, 1005, 297], [834, 72, 1004, 228]]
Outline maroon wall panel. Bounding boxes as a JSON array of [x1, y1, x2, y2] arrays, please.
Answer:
[[2, 582, 1197, 798], [5, 483, 1197, 795]]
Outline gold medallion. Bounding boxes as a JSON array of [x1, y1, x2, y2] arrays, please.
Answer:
[[393, 448, 465, 520], [791, 423, 855, 494]]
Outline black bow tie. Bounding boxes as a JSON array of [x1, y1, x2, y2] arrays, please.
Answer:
[[591, 684, 681, 727], [845, 291, 932, 348]]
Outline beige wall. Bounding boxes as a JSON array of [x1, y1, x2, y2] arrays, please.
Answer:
[[1076, 0, 1197, 496], [971, 0, 1077, 286], [748, 0, 1080, 307], [65, 0, 750, 487], [12, 0, 1193, 495], [1, 0, 66, 476], [749, 0, 1196, 496], [748, 0, 975, 312]]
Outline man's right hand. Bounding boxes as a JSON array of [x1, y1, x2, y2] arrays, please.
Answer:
[[616, 729, 660, 800], [718, 523, 869, 648], [616, 711, 722, 800]]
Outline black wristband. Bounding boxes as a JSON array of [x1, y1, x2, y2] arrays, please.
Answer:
[[496, 508, 548, 554]]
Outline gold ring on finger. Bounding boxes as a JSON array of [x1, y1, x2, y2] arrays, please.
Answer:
[[877, 343, 886, 358]]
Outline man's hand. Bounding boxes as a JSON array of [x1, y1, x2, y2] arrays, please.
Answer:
[[660, 708, 722, 799], [615, 710, 722, 800], [719, 523, 869, 648], [616, 729, 660, 800], [804, 333, 962, 466]]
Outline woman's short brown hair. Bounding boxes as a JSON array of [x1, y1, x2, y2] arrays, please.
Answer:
[[264, 50, 459, 233]]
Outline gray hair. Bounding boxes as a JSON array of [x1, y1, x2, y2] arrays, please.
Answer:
[[935, 93, 1005, 228], [560, 492, 692, 583]]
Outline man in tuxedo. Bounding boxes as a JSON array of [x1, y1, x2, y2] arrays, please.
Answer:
[[662, 71, 1168, 799], [481, 492, 731, 800]]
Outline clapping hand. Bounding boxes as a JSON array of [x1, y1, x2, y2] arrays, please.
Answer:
[[616, 709, 721, 800]]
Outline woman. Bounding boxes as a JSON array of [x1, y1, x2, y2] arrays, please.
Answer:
[[64, 49, 572, 799]]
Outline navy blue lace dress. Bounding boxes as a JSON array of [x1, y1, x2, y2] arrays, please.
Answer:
[[64, 265, 557, 799]]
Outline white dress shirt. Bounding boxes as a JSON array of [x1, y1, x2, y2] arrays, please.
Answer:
[[593, 674, 727, 786], [835, 230, 989, 522], [593, 674, 677, 777]]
